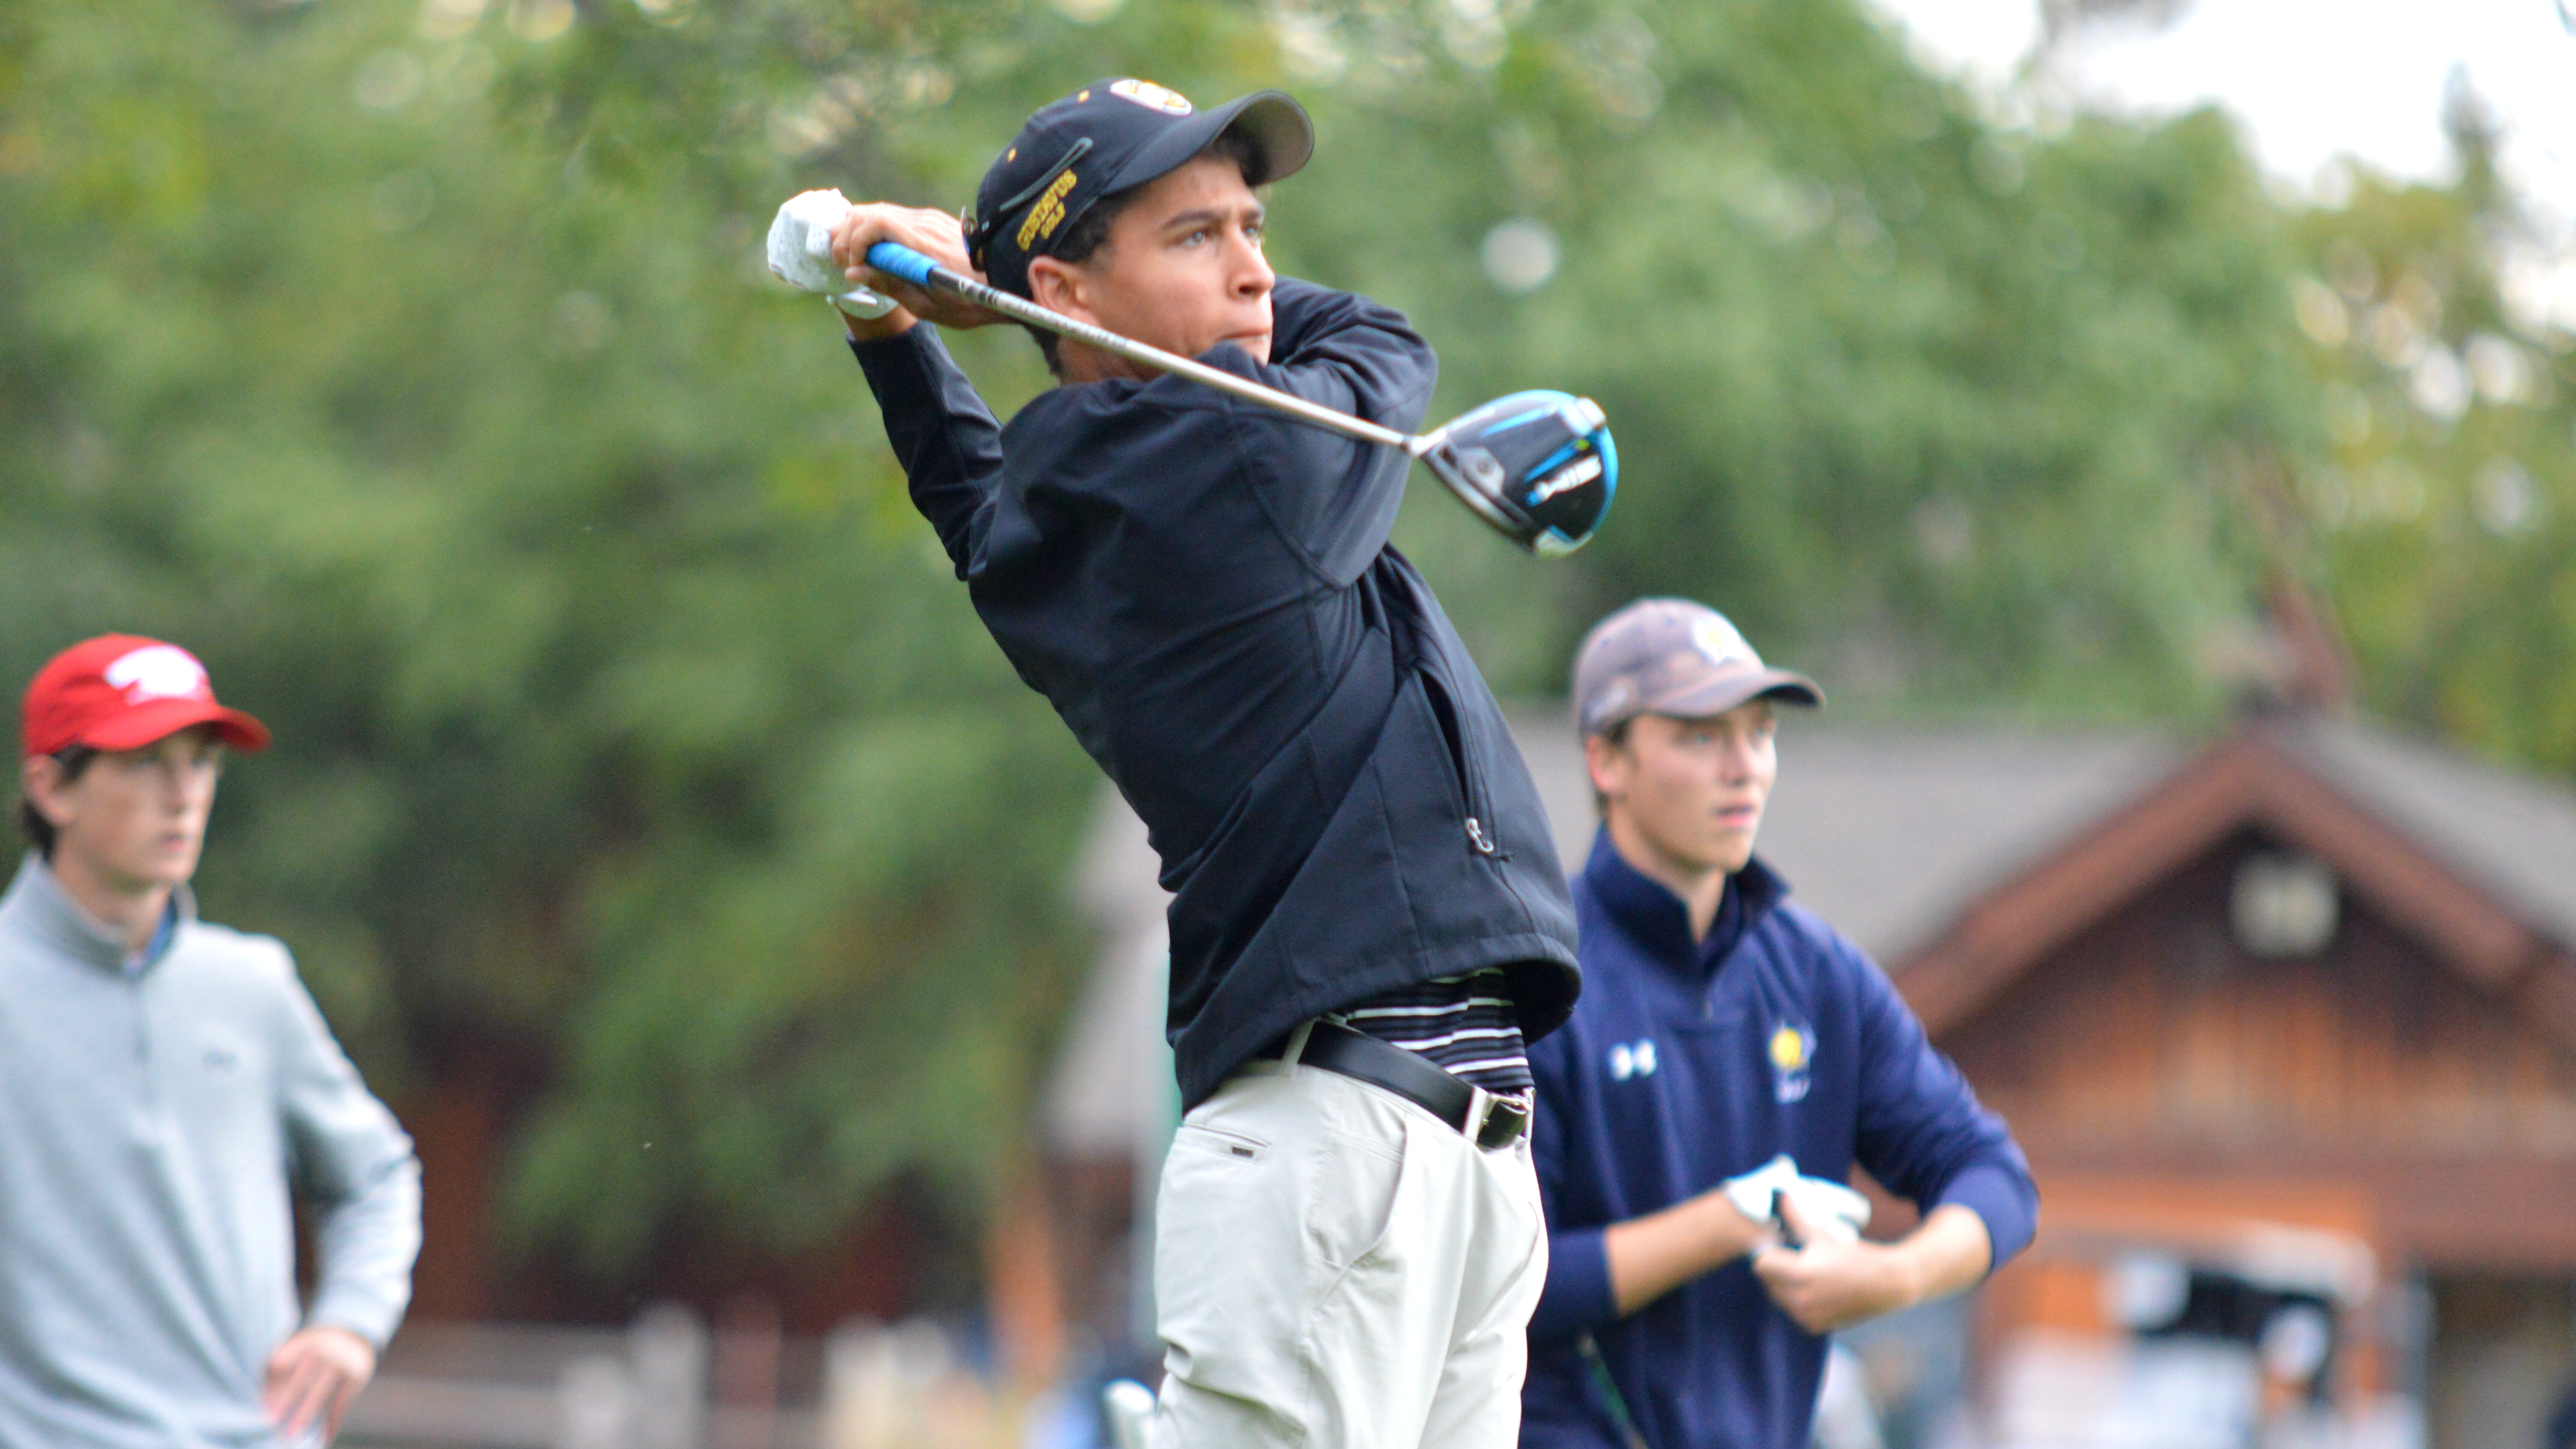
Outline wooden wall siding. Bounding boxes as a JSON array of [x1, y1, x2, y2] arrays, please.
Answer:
[[1901, 729, 2576, 1047], [1997, 1152, 2576, 1270], [1934, 830, 2576, 1268], [1941, 832, 2576, 1156]]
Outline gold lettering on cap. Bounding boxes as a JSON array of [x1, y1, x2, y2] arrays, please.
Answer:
[[1109, 78, 1193, 115], [1016, 167, 1080, 251]]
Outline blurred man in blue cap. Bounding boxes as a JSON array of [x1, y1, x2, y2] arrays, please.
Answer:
[[811, 80, 1582, 1448], [1520, 599, 2037, 1449]]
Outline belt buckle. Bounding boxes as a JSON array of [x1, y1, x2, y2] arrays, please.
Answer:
[[1469, 1088, 1530, 1150]]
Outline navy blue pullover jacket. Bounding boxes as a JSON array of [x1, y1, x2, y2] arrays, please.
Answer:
[[851, 280, 1580, 1108], [1522, 834, 2037, 1449]]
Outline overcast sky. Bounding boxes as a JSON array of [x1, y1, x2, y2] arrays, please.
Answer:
[[1863, 0, 2576, 325]]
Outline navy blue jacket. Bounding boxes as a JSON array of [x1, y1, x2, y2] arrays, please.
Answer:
[[852, 280, 1580, 1107], [1522, 834, 2037, 1449]]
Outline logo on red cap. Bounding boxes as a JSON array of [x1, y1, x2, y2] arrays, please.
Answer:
[[21, 634, 272, 759], [102, 646, 212, 705]]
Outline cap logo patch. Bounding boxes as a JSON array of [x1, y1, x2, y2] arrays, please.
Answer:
[[1016, 167, 1081, 251], [1691, 616, 1750, 668], [1109, 78, 1193, 115], [1584, 677, 1634, 730], [103, 645, 208, 704]]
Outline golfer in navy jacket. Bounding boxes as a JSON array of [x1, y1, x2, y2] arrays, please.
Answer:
[[818, 80, 1580, 1449], [1520, 600, 2036, 1449]]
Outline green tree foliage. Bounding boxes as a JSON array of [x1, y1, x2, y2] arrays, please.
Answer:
[[4, 0, 2566, 1291], [1, 0, 1097, 1275], [509, 0, 2331, 708], [1268, 2, 2314, 711], [2277, 91, 2576, 776]]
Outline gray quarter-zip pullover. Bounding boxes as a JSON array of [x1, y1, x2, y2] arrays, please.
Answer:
[[0, 855, 420, 1447]]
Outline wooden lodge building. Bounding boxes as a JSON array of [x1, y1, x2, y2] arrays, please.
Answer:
[[1041, 700, 2576, 1446], [386, 671, 2576, 1443], [1728, 707, 2576, 1446]]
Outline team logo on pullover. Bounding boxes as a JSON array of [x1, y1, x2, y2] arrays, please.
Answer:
[[1607, 1038, 1657, 1081], [1769, 1021, 1814, 1102]]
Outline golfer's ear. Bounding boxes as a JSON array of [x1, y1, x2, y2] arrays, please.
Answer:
[[1027, 257, 1087, 323], [1583, 733, 1625, 801], [22, 755, 70, 827]]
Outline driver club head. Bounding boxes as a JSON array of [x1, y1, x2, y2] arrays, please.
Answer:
[[1420, 391, 1617, 556]]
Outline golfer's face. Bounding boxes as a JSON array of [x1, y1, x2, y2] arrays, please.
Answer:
[[1597, 703, 1778, 877], [1087, 155, 1274, 364], [40, 728, 225, 894]]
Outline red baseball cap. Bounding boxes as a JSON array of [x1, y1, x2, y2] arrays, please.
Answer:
[[21, 635, 272, 759]]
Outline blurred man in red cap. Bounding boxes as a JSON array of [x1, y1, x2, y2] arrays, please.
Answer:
[[4, 635, 420, 1448]]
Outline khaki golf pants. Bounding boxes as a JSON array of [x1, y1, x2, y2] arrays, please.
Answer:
[[1146, 1055, 1548, 1449]]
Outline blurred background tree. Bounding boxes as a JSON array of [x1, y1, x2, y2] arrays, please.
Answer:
[[3, 0, 2567, 1303], [2276, 82, 2576, 778]]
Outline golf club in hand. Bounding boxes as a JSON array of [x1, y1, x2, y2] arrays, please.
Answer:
[[858, 238, 1618, 556]]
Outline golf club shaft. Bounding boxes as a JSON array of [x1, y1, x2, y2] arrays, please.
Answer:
[[865, 241, 1420, 453]]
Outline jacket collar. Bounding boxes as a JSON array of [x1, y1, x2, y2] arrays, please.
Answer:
[[1, 853, 191, 976], [1580, 828, 1788, 979]]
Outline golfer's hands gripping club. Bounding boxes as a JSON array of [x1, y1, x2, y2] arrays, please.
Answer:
[[766, 190, 900, 319], [784, 205, 1621, 557], [826, 203, 1007, 337]]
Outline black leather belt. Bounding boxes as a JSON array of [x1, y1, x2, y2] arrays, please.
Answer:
[[1263, 1020, 1531, 1150]]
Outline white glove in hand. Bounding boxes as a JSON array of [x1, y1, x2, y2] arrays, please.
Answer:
[[766, 189, 896, 319], [1720, 1154, 1871, 1246]]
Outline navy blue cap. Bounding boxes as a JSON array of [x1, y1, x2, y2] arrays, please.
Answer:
[[967, 79, 1313, 299]]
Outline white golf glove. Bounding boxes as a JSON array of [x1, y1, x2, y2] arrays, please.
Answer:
[[766, 189, 897, 319], [1720, 1154, 1871, 1246]]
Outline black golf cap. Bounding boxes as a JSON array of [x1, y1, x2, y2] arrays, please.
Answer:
[[967, 78, 1314, 299]]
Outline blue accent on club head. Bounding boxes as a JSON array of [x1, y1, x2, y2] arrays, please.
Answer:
[[1531, 425, 1616, 554], [865, 241, 938, 286], [1438, 389, 1616, 555], [1523, 438, 1588, 491], [1482, 406, 1562, 435], [1465, 390, 1582, 434]]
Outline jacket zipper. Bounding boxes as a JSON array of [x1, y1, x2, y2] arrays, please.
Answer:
[[1419, 670, 1504, 860]]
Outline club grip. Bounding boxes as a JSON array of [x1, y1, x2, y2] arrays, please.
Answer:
[[864, 240, 939, 287]]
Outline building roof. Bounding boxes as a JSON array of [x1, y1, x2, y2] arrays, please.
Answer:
[[1048, 706, 2576, 1155], [1502, 707, 2576, 966], [2272, 715, 2576, 953], [1504, 709, 2188, 964]]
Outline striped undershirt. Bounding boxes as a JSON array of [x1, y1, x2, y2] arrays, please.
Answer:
[[1328, 966, 1533, 1096]]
